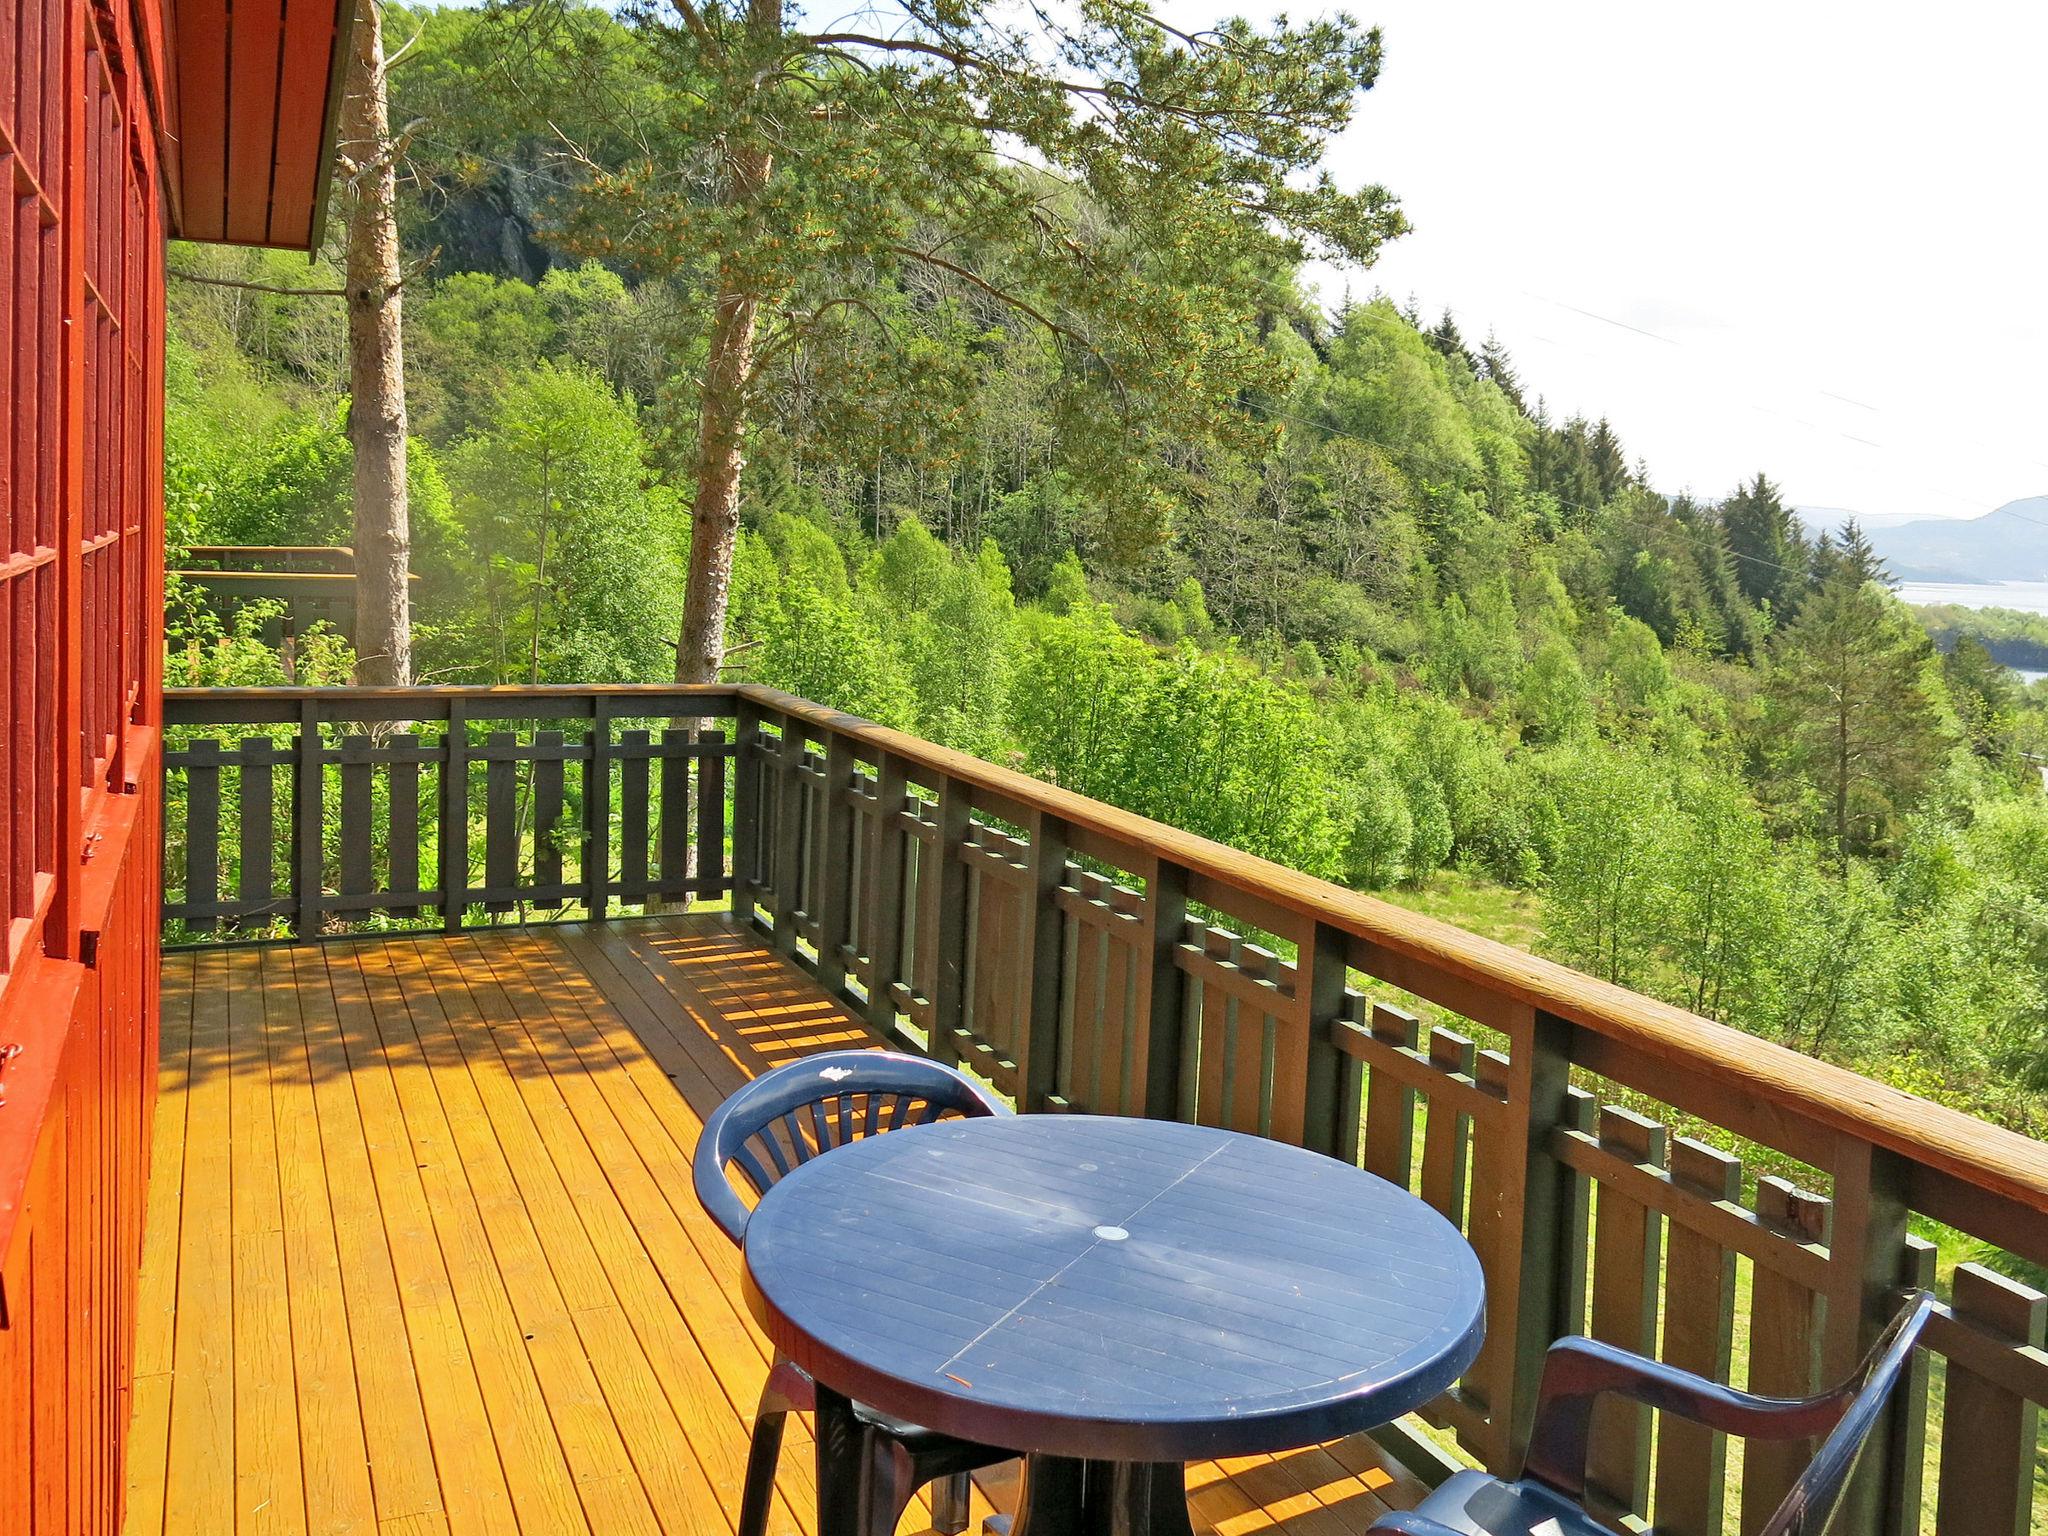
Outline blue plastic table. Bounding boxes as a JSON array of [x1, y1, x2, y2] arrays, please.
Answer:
[[741, 1113, 1486, 1535]]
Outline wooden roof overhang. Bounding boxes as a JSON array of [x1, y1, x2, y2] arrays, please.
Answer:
[[154, 0, 358, 249]]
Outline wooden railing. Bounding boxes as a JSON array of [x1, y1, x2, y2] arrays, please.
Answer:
[[163, 683, 2048, 1534], [162, 686, 733, 940]]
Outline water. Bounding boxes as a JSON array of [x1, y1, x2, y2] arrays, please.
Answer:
[[1895, 581, 2048, 685], [1896, 580, 2048, 617]]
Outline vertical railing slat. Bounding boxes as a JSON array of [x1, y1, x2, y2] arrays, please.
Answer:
[[1652, 1137, 1742, 1536], [387, 734, 419, 918], [1363, 1004, 1420, 1190], [337, 733, 372, 900], [814, 734, 856, 997], [730, 697, 763, 918], [483, 731, 516, 913], [1935, 1263, 2046, 1536], [291, 697, 320, 938], [183, 736, 219, 927], [1418, 1027, 1474, 1224], [235, 740, 270, 926], [859, 753, 908, 1043], [1587, 1104, 1667, 1516], [619, 728, 650, 902], [658, 726, 689, 899], [695, 726, 726, 900], [1743, 1177, 1831, 1532], [438, 697, 468, 930], [925, 776, 970, 1066], [1016, 808, 1067, 1113], [532, 729, 564, 896], [582, 696, 611, 919], [1135, 856, 1188, 1122], [770, 719, 803, 950]]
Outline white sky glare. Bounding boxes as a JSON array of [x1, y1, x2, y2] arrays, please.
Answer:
[[1260, 0, 2048, 522]]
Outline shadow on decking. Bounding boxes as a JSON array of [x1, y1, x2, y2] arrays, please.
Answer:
[[129, 915, 1423, 1536]]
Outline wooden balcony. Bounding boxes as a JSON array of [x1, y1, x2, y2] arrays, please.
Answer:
[[124, 917, 1426, 1536], [145, 683, 2048, 1535]]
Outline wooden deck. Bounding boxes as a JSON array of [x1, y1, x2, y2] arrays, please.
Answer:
[[122, 916, 1427, 1536]]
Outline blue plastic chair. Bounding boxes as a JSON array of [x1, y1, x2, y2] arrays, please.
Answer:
[[1370, 1291, 1934, 1536], [694, 1050, 1013, 1536]]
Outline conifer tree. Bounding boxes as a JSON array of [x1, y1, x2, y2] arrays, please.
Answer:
[[1720, 473, 1806, 618], [1766, 569, 1943, 864], [1477, 330, 1522, 409]]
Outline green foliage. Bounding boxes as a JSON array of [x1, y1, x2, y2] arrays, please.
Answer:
[[164, 580, 355, 688], [443, 362, 683, 682], [1765, 573, 1945, 863]]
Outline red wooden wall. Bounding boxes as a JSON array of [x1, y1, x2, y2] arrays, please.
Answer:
[[0, 0, 166, 1523]]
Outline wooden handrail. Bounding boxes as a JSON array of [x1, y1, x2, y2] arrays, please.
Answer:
[[742, 685, 2048, 1219]]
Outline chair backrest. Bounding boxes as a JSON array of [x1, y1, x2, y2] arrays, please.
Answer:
[[692, 1049, 1008, 1243], [1759, 1290, 1936, 1535]]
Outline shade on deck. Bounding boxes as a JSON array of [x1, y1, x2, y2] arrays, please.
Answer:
[[122, 917, 1429, 1536]]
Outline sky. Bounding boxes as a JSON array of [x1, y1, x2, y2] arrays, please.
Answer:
[[1273, 0, 2048, 523]]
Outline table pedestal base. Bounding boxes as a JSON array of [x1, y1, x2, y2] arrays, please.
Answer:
[[1004, 1454, 1196, 1536]]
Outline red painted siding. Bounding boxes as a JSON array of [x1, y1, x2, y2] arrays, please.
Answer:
[[0, 0, 166, 1526]]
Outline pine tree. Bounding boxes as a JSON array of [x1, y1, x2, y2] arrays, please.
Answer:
[[1766, 570, 1943, 865], [1427, 310, 1470, 370], [531, 0, 1408, 681], [1720, 473, 1806, 618], [1835, 519, 1889, 588], [1588, 418, 1628, 500], [338, 2, 413, 684], [1477, 330, 1523, 410]]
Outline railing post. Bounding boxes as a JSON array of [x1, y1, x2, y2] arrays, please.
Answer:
[[859, 752, 910, 1040], [814, 733, 857, 998], [1017, 808, 1070, 1113], [583, 695, 612, 921], [292, 696, 321, 939], [1498, 1007, 1576, 1472], [925, 776, 971, 1067], [439, 697, 467, 933], [770, 714, 804, 953], [1828, 1138, 1912, 1531], [1133, 857, 1189, 1122], [732, 695, 765, 920], [1298, 921, 1349, 1156], [1886, 1234, 1936, 1536]]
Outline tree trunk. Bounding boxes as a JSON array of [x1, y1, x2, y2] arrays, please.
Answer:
[[674, 231, 765, 684], [341, 1, 412, 686]]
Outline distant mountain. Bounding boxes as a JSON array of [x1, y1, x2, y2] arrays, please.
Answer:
[[1793, 505, 1926, 534], [1849, 498, 2048, 584]]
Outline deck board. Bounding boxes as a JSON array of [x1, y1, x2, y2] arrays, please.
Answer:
[[125, 917, 1426, 1536]]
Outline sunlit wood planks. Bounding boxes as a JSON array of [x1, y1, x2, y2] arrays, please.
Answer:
[[125, 917, 1422, 1536]]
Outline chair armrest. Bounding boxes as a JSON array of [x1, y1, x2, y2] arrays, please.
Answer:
[[1522, 1337, 1853, 1501], [1368, 1513, 1471, 1536]]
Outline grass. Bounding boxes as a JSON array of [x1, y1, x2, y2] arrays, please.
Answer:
[[1375, 869, 1547, 953]]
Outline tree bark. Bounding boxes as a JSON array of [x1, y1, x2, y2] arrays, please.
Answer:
[[674, 222, 765, 683], [341, 1, 413, 686]]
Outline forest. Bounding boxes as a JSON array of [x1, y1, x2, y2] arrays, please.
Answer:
[[164, 0, 2048, 1144]]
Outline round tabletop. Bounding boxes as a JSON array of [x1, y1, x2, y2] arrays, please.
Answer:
[[740, 1113, 1486, 1463]]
